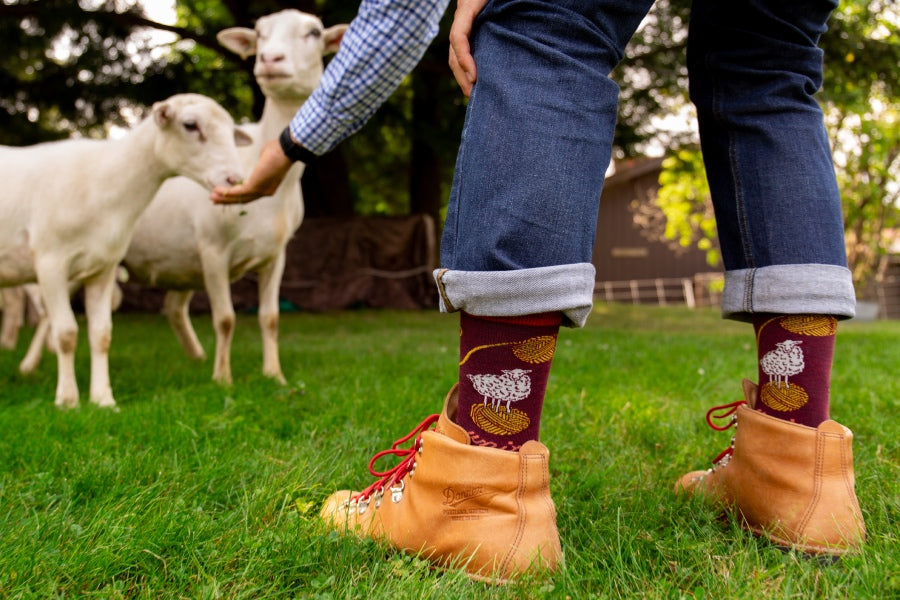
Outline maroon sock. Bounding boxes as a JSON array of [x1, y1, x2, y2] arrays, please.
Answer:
[[456, 311, 561, 451], [753, 314, 837, 427]]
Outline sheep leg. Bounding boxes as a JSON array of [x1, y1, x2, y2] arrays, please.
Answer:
[[163, 290, 207, 360], [202, 252, 235, 386], [23, 284, 55, 351], [35, 261, 80, 409], [19, 281, 78, 373], [0, 287, 26, 349], [256, 252, 287, 384], [18, 315, 50, 374], [83, 269, 118, 409]]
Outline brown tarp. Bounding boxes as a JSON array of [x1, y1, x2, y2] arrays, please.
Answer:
[[119, 214, 439, 313]]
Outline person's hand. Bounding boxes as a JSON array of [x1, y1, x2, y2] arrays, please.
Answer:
[[210, 139, 293, 204], [449, 0, 488, 97]]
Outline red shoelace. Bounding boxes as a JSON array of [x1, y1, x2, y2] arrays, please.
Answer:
[[704, 399, 746, 466], [350, 414, 440, 506]]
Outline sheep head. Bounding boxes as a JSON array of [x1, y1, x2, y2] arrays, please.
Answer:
[[151, 94, 251, 190], [217, 10, 348, 101]]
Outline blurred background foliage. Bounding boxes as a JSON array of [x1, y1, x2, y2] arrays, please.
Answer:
[[1, 0, 897, 288]]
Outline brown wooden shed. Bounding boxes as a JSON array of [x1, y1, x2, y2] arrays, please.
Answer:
[[591, 157, 723, 306]]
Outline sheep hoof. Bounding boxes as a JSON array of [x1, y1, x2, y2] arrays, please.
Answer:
[[54, 396, 80, 410], [265, 370, 287, 385], [186, 348, 207, 361], [18, 361, 38, 375], [90, 394, 118, 410], [213, 373, 233, 387]]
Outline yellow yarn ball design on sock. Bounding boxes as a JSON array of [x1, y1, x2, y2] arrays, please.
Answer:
[[779, 315, 838, 337], [511, 336, 557, 364], [470, 404, 531, 435], [760, 381, 809, 412]]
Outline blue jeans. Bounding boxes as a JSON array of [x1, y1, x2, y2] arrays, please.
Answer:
[[435, 0, 854, 326]]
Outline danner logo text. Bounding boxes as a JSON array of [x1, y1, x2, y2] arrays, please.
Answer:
[[442, 486, 484, 507]]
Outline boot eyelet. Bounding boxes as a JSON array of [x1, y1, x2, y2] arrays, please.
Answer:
[[357, 498, 369, 514], [390, 480, 405, 503]]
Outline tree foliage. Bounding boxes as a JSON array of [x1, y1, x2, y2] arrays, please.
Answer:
[[655, 150, 719, 267], [2, 0, 173, 144]]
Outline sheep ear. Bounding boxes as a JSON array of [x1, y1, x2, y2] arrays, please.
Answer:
[[152, 101, 175, 128], [322, 24, 348, 55], [234, 127, 253, 147], [217, 27, 258, 59]]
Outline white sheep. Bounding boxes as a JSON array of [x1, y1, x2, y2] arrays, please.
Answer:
[[467, 369, 533, 412], [122, 10, 347, 386], [760, 340, 805, 388], [0, 93, 251, 409]]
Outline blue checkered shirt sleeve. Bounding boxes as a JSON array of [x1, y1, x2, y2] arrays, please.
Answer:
[[285, 0, 450, 157]]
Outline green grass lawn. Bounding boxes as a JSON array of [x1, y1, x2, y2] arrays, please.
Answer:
[[0, 304, 897, 599]]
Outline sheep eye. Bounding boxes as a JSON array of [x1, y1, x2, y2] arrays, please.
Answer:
[[306, 28, 321, 39], [182, 120, 199, 132]]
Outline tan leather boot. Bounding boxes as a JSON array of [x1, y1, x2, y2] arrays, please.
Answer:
[[319, 385, 562, 583], [676, 379, 865, 555]]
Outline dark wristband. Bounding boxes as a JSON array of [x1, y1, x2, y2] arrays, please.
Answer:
[[279, 128, 319, 164]]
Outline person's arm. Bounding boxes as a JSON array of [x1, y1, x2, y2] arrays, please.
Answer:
[[212, 0, 450, 205], [209, 139, 292, 204], [448, 0, 488, 97]]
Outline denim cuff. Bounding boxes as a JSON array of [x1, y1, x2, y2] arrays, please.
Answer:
[[722, 264, 856, 322], [433, 263, 596, 328]]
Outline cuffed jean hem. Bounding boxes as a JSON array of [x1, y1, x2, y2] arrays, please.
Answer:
[[722, 264, 856, 322], [433, 263, 596, 328]]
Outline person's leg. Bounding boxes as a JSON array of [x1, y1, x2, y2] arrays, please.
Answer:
[[320, 0, 654, 581], [691, 0, 852, 428], [677, 0, 864, 554], [439, 0, 656, 451]]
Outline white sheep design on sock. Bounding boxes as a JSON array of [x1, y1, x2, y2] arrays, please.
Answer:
[[760, 340, 805, 388], [467, 369, 533, 412]]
